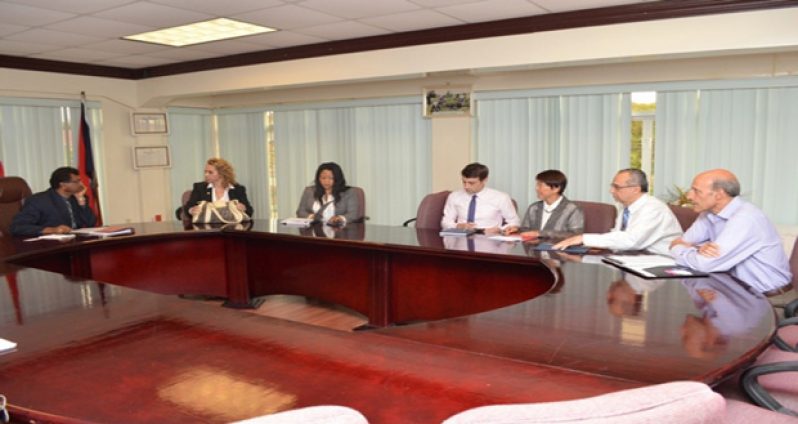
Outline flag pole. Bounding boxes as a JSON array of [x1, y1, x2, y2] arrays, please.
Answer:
[[78, 91, 103, 225]]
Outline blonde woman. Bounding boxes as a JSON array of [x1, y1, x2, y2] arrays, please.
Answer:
[[187, 158, 253, 217]]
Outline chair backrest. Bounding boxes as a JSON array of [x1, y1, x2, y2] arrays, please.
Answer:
[[443, 381, 725, 424], [573, 200, 617, 234], [348, 186, 366, 223], [0, 176, 33, 236], [175, 189, 192, 222], [413, 190, 451, 230], [669, 204, 699, 232]]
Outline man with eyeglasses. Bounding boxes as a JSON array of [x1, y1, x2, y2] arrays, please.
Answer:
[[553, 168, 681, 255], [669, 169, 791, 296], [10, 166, 97, 237]]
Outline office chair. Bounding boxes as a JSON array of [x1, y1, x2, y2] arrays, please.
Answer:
[[348, 186, 368, 223], [174, 189, 192, 222], [572, 200, 617, 233], [669, 204, 699, 231], [402, 190, 451, 230], [232, 405, 368, 423], [0, 176, 33, 236]]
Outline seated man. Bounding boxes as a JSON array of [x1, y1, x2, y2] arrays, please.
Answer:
[[504, 169, 584, 240], [441, 162, 520, 234], [669, 169, 792, 295], [554, 169, 681, 255], [10, 167, 97, 237]]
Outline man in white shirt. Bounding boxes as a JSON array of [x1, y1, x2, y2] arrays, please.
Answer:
[[441, 162, 520, 234], [553, 169, 681, 255]]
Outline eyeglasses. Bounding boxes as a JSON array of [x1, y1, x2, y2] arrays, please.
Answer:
[[610, 183, 638, 190], [65, 179, 82, 184]]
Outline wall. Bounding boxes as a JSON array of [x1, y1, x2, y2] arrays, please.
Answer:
[[1, 7, 798, 224]]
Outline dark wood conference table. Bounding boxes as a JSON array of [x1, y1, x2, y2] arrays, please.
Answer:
[[0, 221, 776, 423]]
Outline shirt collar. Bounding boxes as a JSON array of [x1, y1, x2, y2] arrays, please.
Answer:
[[544, 196, 563, 213], [626, 194, 649, 213], [207, 183, 234, 190], [713, 196, 742, 220]]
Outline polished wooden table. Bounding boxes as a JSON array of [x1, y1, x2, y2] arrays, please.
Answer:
[[0, 221, 776, 423]]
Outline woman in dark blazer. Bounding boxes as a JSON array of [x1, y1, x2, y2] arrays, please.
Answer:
[[186, 158, 253, 217], [296, 162, 361, 225]]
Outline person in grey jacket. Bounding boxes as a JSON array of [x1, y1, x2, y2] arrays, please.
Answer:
[[296, 162, 362, 225], [506, 170, 584, 240]]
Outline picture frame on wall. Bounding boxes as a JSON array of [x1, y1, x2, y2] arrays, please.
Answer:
[[130, 112, 169, 135], [133, 146, 171, 169], [423, 87, 472, 118]]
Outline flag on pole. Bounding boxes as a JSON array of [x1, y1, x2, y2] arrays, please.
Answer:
[[78, 93, 103, 225], [0, 160, 4, 177]]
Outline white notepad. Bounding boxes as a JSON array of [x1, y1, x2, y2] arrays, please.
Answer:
[[0, 338, 17, 354]]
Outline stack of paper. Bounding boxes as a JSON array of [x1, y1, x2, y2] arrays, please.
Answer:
[[72, 226, 134, 237], [605, 255, 677, 267], [0, 338, 17, 355]]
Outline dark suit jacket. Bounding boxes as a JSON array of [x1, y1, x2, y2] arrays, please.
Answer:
[[186, 182, 254, 217], [10, 188, 97, 237]]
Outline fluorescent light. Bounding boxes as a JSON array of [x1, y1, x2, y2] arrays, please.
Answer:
[[123, 18, 276, 47]]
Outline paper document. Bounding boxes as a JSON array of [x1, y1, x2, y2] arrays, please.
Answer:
[[487, 235, 522, 242], [603, 254, 707, 279], [72, 226, 134, 237], [605, 255, 677, 267], [0, 338, 17, 354], [281, 218, 313, 227], [24, 234, 76, 242]]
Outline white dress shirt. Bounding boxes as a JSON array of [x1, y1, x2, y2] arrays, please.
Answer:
[[441, 187, 520, 230], [582, 195, 682, 255], [207, 183, 233, 203], [539, 196, 563, 230]]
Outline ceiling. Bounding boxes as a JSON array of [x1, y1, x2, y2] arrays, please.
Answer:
[[0, 0, 655, 70]]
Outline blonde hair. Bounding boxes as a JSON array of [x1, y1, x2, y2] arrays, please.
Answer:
[[207, 158, 237, 186]]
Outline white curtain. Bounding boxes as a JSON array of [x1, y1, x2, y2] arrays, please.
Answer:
[[0, 100, 102, 194], [476, 93, 630, 207], [274, 102, 431, 225], [167, 109, 213, 216], [655, 87, 798, 225], [217, 111, 270, 220]]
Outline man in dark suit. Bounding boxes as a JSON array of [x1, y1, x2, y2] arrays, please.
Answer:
[[10, 167, 97, 237]]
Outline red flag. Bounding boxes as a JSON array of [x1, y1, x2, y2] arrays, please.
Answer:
[[0, 160, 5, 177], [78, 97, 103, 225]]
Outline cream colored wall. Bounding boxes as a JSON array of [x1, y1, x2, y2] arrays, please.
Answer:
[[2, 7, 798, 223]]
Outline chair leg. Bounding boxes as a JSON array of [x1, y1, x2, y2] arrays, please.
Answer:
[[740, 360, 798, 417]]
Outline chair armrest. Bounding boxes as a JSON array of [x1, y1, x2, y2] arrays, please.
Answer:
[[741, 360, 798, 417], [402, 218, 417, 227], [773, 317, 798, 352]]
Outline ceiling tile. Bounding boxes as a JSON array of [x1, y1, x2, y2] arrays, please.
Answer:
[[5, 29, 102, 47], [295, 21, 391, 41], [3, 0, 137, 14], [298, 0, 421, 19], [530, 0, 652, 13], [360, 9, 463, 32], [0, 2, 75, 26], [82, 39, 171, 55], [98, 54, 178, 67], [244, 30, 327, 48], [93, 2, 213, 28], [0, 22, 29, 37], [150, 0, 285, 16], [438, 0, 547, 23], [146, 47, 220, 61], [410, 0, 483, 6], [31, 47, 124, 62], [187, 39, 266, 54], [234, 4, 342, 30], [0, 39, 58, 55], [46, 16, 154, 38]]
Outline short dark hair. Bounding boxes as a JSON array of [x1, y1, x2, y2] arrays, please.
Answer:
[[50, 167, 79, 190], [619, 168, 648, 193], [461, 163, 489, 180], [536, 170, 568, 195]]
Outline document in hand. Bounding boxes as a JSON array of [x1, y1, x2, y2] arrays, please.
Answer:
[[0, 338, 17, 355], [72, 225, 134, 238], [602, 254, 708, 279]]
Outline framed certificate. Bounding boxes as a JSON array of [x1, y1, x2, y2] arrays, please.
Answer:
[[131, 112, 169, 135], [133, 146, 171, 169]]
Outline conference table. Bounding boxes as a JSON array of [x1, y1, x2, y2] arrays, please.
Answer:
[[0, 221, 775, 423]]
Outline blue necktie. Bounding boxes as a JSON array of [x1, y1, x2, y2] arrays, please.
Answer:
[[621, 207, 630, 231], [467, 194, 477, 223]]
